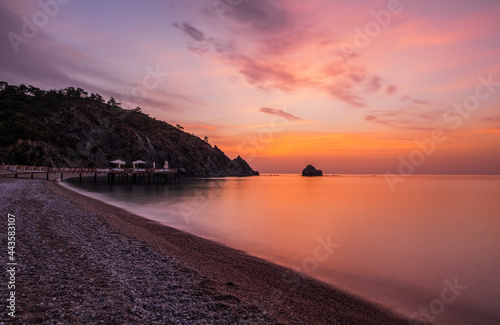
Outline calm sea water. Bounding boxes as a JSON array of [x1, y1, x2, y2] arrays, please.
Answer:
[[64, 174, 500, 325]]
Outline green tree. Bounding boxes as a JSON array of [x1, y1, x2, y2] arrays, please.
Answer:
[[90, 93, 105, 103], [107, 97, 121, 107]]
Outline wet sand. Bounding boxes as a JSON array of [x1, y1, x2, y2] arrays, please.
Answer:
[[0, 178, 415, 324]]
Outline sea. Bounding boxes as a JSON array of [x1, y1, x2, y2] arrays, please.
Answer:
[[64, 174, 500, 325]]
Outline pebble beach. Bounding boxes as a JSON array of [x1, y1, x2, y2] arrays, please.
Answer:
[[0, 178, 414, 324]]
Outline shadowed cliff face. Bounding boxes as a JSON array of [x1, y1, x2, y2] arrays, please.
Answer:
[[0, 82, 258, 177]]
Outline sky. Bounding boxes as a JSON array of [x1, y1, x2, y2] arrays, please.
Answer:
[[1, 0, 500, 174]]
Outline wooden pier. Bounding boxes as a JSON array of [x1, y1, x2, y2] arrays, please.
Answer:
[[0, 164, 178, 184]]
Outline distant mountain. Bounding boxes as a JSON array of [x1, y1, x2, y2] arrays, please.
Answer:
[[0, 82, 258, 177]]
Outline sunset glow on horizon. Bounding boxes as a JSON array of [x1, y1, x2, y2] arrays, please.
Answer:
[[1, 0, 499, 174]]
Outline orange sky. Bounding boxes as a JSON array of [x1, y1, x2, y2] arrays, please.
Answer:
[[1, 0, 499, 173]]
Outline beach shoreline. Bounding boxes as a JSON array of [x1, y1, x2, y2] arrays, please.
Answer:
[[0, 177, 414, 324]]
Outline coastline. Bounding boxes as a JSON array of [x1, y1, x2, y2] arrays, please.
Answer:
[[1, 178, 414, 324]]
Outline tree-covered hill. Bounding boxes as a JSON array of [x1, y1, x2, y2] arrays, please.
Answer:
[[0, 82, 258, 177]]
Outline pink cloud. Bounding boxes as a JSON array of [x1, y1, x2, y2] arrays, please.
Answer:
[[173, 1, 412, 107], [364, 105, 445, 131], [386, 85, 398, 95], [260, 107, 302, 121]]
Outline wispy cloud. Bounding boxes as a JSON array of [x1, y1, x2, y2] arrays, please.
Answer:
[[400, 95, 429, 105], [260, 107, 302, 121], [173, 22, 207, 42], [364, 106, 444, 130], [481, 114, 500, 129], [481, 114, 500, 122], [365, 76, 382, 93], [386, 85, 398, 95], [173, 22, 212, 55], [172, 21, 399, 107], [229, 0, 289, 33]]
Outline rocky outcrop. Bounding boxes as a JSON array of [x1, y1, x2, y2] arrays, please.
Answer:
[[229, 156, 260, 176], [302, 165, 323, 176], [0, 82, 258, 177]]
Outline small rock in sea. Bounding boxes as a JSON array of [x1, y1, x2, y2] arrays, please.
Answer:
[[302, 164, 323, 176]]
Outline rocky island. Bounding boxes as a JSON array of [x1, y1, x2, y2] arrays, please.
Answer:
[[302, 164, 323, 176]]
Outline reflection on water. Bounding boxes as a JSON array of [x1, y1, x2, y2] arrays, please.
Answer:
[[65, 175, 500, 325]]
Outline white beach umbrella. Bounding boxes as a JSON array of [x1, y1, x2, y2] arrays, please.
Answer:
[[132, 160, 146, 168], [110, 159, 126, 168]]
